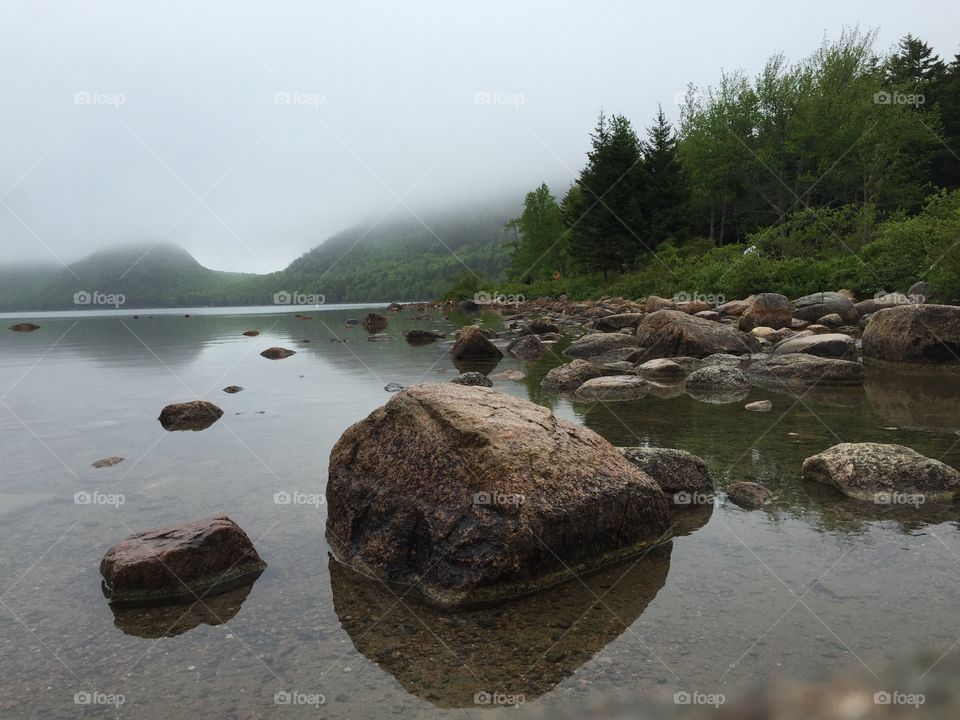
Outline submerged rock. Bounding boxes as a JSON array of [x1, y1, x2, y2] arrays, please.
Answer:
[[490, 369, 525, 381], [802, 443, 960, 503], [157, 400, 224, 431], [92, 456, 124, 469], [450, 325, 503, 360], [574, 376, 649, 401], [862, 304, 960, 364], [635, 309, 760, 359], [260, 346, 296, 360], [361, 312, 389, 332], [619, 447, 714, 504], [745, 400, 773, 412], [450, 371, 492, 387], [540, 359, 603, 393], [324, 384, 670, 609], [100, 515, 266, 606], [747, 354, 864, 387], [727, 482, 775, 508]]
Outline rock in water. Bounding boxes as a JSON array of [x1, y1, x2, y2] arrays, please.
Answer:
[[540, 359, 603, 393], [563, 332, 641, 358], [862, 304, 960, 364], [404, 329, 445, 345], [574, 376, 649, 401], [635, 310, 760, 358], [747, 354, 864, 387], [745, 400, 773, 412], [802, 443, 960, 502], [527, 317, 560, 335], [222, 385, 244, 394], [507, 334, 545, 360], [242, 330, 259, 337], [450, 371, 492, 387], [727, 482, 775, 508], [619, 447, 714, 504], [9, 323, 40, 332], [450, 325, 503, 360], [100, 515, 266, 606], [773, 333, 856, 359], [324, 384, 670, 609], [92, 456, 124, 469], [260, 346, 296, 360], [361, 312, 388, 332], [157, 400, 224, 431]]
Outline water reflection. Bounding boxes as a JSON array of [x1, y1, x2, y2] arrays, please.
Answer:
[[329, 545, 672, 707], [866, 364, 960, 433], [108, 573, 262, 638]]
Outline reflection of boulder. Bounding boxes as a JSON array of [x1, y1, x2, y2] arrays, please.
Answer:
[[108, 573, 261, 638], [451, 355, 501, 375], [328, 544, 671, 707], [865, 365, 960, 432]]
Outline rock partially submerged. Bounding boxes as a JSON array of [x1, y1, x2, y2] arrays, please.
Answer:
[[619, 447, 714, 504], [574, 376, 649, 401], [450, 325, 503, 360], [362, 312, 389, 332], [100, 515, 266, 606], [92, 456, 124, 469], [747, 354, 865, 387], [540, 359, 603, 393], [507, 334, 546, 360], [324, 384, 670, 609], [862, 304, 960, 364], [157, 401, 224, 431], [802, 443, 960, 503], [242, 330, 260, 337], [563, 332, 641, 358], [637, 358, 687, 380], [450, 371, 493, 387], [727, 482, 775, 508], [222, 385, 243, 394], [635, 310, 760, 359], [773, 333, 856, 359], [404, 329, 445, 345], [260, 346, 296, 360], [8, 323, 40, 332]]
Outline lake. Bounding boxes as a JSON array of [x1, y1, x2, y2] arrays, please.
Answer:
[[1, 305, 959, 718]]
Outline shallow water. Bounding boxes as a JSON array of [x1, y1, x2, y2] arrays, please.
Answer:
[[1, 306, 958, 718]]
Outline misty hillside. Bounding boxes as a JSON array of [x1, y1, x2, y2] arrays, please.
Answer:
[[0, 207, 515, 311]]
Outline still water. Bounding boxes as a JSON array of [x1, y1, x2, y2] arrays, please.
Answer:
[[0, 305, 958, 718]]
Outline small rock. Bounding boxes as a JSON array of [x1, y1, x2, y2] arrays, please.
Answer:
[[260, 347, 296, 360], [92, 457, 124, 469], [745, 400, 773, 412], [540, 359, 603, 393], [384, 382, 404, 393], [222, 386, 244, 394], [8, 323, 40, 332], [242, 330, 259, 337], [574, 376, 649, 401], [727, 482, 774, 508], [450, 371, 493, 387], [157, 401, 224, 431]]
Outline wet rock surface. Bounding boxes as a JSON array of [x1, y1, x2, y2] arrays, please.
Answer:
[[157, 400, 224, 431], [862, 304, 960, 364], [259, 346, 296, 360], [450, 325, 503, 360], [541, 358, 604, 393], [324, 383, 670, 609], [619, 447, 714, 502], [747, 354, 865, 387], [727, 482, 775, 508], [574, 375, 649, 401]]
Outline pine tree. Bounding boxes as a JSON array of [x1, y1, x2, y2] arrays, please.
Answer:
[[639, 105, 691, 247], [568, 112, 644, 277], [885, 34, 946, 86]]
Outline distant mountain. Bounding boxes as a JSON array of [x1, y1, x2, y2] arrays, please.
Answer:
[[0, 203, 515, 311]]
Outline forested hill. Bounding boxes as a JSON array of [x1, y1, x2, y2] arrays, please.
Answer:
[[282, 203, 514, 302], [0, 204, 516, 311]]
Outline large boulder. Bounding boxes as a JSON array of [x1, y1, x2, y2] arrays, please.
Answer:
[[802, 443, 960, 503], [792, 292, 858, 324], [563, 332, 642, 358], [772, 333, 856, 359], [862, 305, 960, 364], [595, 313, 645, 332], [324, 384, 671, 609], [747, 354, 864, 387], [450, 325, 503, 360], [637, 358, 687, 380], [685, 366, 750, 404], [737, 293, 792, 332], [574, 376, 649, 401], [634, 310, 760, 359], [540, 360, 603, 393], [507, 334, 546, 360], [618, 447, 714, 504], [157, 400, 224, 431], [100, 515, 266, 605]]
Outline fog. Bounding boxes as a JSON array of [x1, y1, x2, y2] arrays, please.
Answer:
[[1, 0, 956, 273]]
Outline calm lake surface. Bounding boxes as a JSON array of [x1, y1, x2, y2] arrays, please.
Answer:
[[1, 305, 959, 718]]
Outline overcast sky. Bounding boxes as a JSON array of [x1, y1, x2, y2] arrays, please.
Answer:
[[1, 1, 957, 273]]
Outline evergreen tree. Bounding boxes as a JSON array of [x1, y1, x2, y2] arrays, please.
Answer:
[[885, 34, 946, 86], [568, 112, 644, 277], [638, 105, 691, 247]]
